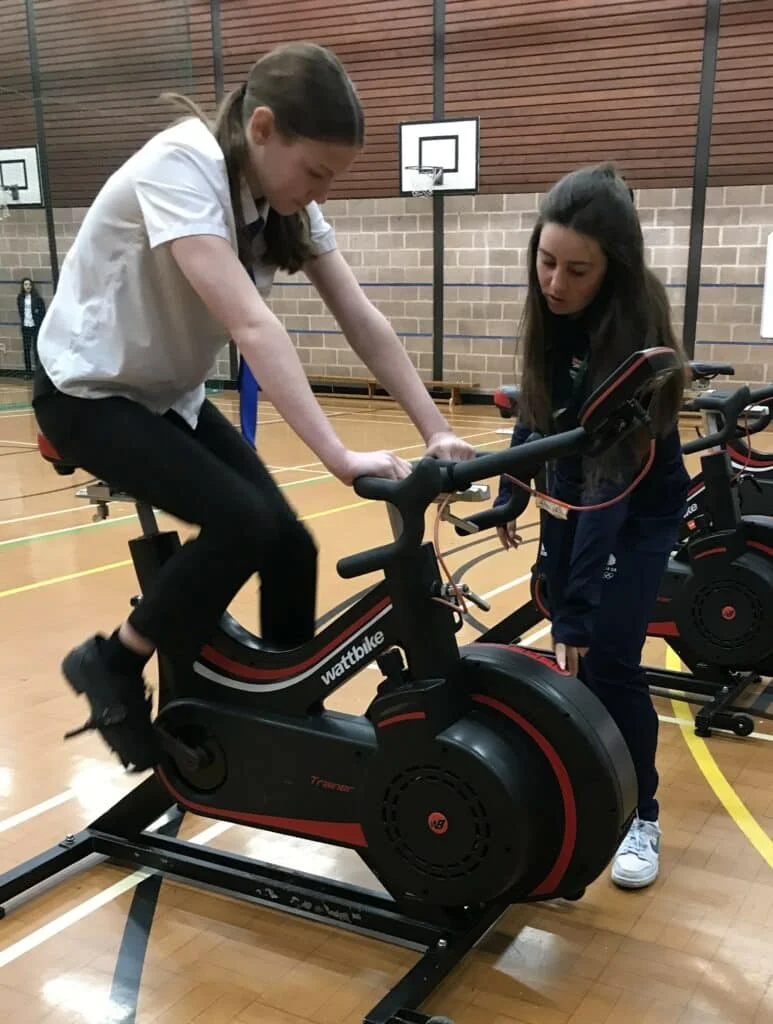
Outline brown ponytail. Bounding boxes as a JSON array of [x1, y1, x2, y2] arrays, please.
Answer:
[[213, 83, 251, 267], [162, 42, 363, 274]]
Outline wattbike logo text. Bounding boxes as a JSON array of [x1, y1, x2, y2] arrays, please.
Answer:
[[321, 631, 386, 686]]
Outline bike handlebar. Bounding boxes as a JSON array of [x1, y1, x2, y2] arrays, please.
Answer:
[[682, 383, 773, 454], [452, 477, 533, 535], [337, 347, 680, 580], [338, 429, 587, 578], [739, 402, 773, 438]]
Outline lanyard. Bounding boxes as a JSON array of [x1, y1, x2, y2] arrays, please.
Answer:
[[237, 215, 265, 446]]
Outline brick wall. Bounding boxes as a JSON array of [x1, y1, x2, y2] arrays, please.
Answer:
[[2, 186, 771, 389], [697, 184, 773, 385], [0, 208, 78, 372]]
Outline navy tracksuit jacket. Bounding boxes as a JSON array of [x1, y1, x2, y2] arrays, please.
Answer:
[[495, 318, 690, 820]]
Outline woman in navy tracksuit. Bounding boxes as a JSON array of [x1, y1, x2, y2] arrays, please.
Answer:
[[495, 163, 690, 889]]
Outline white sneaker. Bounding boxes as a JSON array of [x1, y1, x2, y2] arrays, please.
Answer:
[[611, 815, 661, 889]]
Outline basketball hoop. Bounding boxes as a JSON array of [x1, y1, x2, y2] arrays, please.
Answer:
[[405, 165, 444, 198]]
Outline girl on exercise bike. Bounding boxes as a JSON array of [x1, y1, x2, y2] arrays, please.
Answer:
[[32, 42, 475, 773], [494, 163, 690, 890]]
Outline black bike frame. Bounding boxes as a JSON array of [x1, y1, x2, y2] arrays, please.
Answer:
[[5, 348, 677, 1023], [128, 516, 462, 718]]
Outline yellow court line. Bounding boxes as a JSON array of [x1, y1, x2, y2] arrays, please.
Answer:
[[667, 647, 773, 869], [0, 559, 134, 600], [0, 498, 370, 600], [274, 428, 502, 473], [303, 499, 367, 521], [0, 423, 510, 599]]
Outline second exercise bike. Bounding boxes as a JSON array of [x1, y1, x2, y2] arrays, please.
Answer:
[[485, 378, 773, 738]]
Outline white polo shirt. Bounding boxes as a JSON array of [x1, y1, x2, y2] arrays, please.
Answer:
[[37, 116, 336, 427]]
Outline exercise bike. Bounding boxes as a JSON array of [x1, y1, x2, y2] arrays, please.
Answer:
[[0, 348, 679, 1024], [682, 362, 773, 523], [484, 377, 773, 739], [494, 359, 773, 539]]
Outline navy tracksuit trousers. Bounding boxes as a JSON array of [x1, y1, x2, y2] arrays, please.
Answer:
[[539, 499, 682, 821], [497, 426, 689, 821]]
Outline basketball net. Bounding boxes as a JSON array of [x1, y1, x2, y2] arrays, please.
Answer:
[[0, 188, 10, 221], [407, 166, 444, 198]]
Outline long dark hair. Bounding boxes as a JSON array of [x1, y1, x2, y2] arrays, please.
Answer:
[[517, 162, 687, 481], [163, 42, 363, 273], [18, 277, 41, 299]]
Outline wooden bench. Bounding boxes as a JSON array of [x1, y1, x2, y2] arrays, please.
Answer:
[[307, 375, 479, 409], [680, 384, 713, 427]]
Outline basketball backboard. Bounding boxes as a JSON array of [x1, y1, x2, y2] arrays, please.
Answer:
[[399, 117, 479, 196], [763, 232, 773, 339], [0, 147, 42, 208]]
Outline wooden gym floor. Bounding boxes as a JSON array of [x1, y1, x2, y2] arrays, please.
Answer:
[[2, 379, 773, 1024]]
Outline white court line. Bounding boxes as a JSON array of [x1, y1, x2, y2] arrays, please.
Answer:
[[267, 464, 331, 476], [0, 468, 349, 545], [481, 573, 531, 601], [0, 819, 232, 968], [211, 404, 350, 426], [3, 425, 503, 534], [0, 472, 334, 544], [0, 515, 137, 548], [0, 791, 74, 834], [519, 624, 552, 646], [277, 428, 503, 473], [0, 505, 91, 527], [0, 439, 36, 448]]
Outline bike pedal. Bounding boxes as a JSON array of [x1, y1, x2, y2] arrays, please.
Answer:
[[460, 584, 491, 612], [155, 726, 209, 773], [438, 582, 491, 612], [440, 509, 479, 534]]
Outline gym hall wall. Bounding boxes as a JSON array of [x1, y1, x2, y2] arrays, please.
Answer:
[[1, 0, 771, 391]]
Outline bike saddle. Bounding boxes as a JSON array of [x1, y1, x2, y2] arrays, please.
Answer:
[[37, 432, 78, 476], [689, 360, 735, 381], [494, 385, 520, 418]]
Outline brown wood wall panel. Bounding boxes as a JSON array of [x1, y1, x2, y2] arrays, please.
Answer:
[[709, 0, 773, 185], [0, 0, 36, 154], [32, 0, 214, 206], [9, 0, 773, 206], [219, 0, 434, 199], [445, 0, 705, 192]]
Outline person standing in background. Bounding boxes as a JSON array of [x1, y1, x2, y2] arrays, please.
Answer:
[[17, 277, 46, 377]]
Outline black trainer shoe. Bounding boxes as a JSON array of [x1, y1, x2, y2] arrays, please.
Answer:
[[61, 634, 159, 772]]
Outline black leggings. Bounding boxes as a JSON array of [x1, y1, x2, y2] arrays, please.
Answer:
[[33, 389, 318, 664], [22, 327, 38, 374]]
